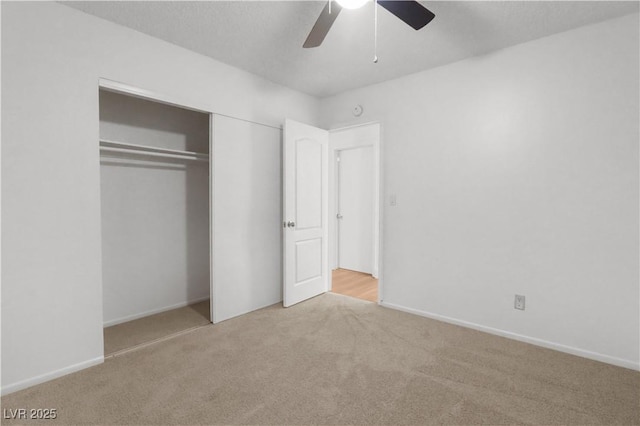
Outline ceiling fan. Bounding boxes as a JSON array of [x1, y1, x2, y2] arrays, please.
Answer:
[[303, 0, 436, 49]]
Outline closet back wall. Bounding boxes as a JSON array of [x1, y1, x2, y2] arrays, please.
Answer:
[[99, 91, 210, 326]]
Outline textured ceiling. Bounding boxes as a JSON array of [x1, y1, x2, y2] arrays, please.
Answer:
[[62, 1, 639, 97]]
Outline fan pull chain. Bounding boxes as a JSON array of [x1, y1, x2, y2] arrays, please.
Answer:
[[373, 0, 378, 63]]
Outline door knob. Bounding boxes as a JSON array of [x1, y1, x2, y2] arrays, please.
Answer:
[[287, 221, 296, 228], [336, 214, 343, 219]]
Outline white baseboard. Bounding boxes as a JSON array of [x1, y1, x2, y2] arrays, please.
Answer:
[[2, 356, 104, 396], [380, 301, 640, 371], [103, 296, 210, 327]]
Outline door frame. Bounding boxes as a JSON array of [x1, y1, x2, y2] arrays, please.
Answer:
[[328, 122, 383, 303], [97, 78, 216, 324]]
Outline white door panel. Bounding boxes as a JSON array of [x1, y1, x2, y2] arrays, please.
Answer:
[[295, 139, 323, 229], [338, 146, 374, 274], [296, 238, 322, 281], [283, 119, 328, 307]]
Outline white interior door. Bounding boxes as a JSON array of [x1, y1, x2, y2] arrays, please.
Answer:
[[337, 146, 374, 274], [283, 119, 329, 307]]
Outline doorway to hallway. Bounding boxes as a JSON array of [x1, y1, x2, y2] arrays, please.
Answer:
[[328, 122, 381, 304]]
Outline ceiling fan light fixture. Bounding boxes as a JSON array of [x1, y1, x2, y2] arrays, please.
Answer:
[[335, 0, 369, 10], [303, 0, 435, 49]]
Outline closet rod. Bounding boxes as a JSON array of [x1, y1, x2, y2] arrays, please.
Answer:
[[100, 146, 209, 162], [100, 139, 209, 160]]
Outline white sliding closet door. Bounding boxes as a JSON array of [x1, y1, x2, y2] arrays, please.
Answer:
[[213, 115, 283, 323]]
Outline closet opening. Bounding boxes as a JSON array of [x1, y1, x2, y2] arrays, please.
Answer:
[[98, 88, 212, 357]]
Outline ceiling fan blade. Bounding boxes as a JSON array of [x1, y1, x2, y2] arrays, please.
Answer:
[[377, 1, 435, 30], [303, 1, 343, 48]]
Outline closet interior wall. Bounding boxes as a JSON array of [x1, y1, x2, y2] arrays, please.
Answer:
[[99, 90, 210, 326]]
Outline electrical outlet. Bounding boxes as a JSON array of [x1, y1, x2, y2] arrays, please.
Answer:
[[514, 295, 525, 310]]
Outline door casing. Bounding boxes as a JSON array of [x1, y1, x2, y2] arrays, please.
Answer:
[[328, 122, 382, 301]]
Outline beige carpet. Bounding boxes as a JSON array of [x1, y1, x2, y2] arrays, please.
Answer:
[[2, 293, 639, 425], [104, 300, 210, 356]]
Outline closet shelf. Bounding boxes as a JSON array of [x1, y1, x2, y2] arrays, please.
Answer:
[[99, 139, 209, 162]]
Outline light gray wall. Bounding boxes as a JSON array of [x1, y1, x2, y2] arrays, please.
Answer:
[[1, 1, 319, 393], [100, 91, 210, 325], [320, 14, 640, 369], [213, 115, 283, 322]]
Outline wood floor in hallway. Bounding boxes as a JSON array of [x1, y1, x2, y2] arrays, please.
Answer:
[[331, 268, 378, 302]]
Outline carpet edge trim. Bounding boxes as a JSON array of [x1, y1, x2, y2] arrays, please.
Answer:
[[105, 323, 212, 358]]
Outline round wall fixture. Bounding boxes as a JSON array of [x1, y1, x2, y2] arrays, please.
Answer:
[[352, 105, 363, 117]]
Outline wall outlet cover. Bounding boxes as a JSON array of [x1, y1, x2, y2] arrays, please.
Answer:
[[514, 294, 526, 310]]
